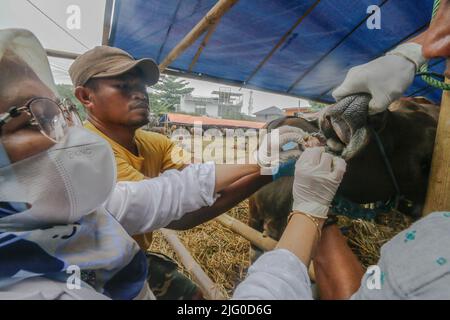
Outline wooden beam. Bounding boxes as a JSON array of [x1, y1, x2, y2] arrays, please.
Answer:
[[215, 214, 277, 251], [102, 0, 114, 45], [423, 61, 450, 215], [244, 0, 321, 84], [159, 0, 239, 72], [188, 18, 221, 71], [215, 214, 316, 281], [160, 229, 225, 300]]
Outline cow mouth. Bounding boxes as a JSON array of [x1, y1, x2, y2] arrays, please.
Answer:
[[319, 94, 371, 160]]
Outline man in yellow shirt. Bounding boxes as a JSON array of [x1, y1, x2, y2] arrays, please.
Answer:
[[69, 46, 272, 299]]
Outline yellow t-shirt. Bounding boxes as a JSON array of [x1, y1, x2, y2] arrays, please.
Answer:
[[85, 121, 185, 250]]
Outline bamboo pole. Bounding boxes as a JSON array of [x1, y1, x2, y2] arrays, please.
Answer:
[[160, 229, 225, 300], [423, 63, 450, 215], [215, 214, 277, 251], [189, 19, 221, 71], [159, 0, 239, 72], [215, 214, 316, 281]]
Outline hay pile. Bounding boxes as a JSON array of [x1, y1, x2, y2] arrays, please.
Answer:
[[149, 201, 251, 298], [337, 210, 413, 267], [149, 201, 414, 299]]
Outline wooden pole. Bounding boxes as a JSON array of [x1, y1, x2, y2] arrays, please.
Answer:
[[423, 63, 450, 215], [102, 0, 115, 45], [160, 229, 225, 300], [215, 214, 316, 281], [189, 19, 221, 71], [159, 0, 239, 72], [215, 214, 277, 251]]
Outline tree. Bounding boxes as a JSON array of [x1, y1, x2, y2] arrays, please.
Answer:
[[309, 100, 328, 112], [56, 84, 87, 121], [149, 75, 194, 115]]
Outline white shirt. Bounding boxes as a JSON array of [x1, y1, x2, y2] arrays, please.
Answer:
[[233, 249, 313, 300]]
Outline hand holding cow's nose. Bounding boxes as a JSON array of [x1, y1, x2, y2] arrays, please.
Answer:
[[292, 147, 347, 219], [332, 43, 427, 115]]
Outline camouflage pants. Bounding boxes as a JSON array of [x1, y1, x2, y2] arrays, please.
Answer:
[[146, 252, 203, 300]]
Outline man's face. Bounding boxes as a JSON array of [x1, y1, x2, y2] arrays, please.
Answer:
[[85, 68, 150, 128], [0, 53, 56, 164]]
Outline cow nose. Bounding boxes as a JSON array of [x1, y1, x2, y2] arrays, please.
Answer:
[[319, 94, 370, 145]]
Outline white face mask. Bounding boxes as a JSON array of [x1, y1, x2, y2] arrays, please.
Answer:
[[0, 127, 116, 229]]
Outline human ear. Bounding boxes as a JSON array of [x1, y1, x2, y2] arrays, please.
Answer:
[[74, 86, 94, 110]]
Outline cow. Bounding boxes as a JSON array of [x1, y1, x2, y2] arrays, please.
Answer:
[[248, 96, 439, 242]]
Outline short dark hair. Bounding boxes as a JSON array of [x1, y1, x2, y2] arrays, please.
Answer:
[[84, 78, 100, 91]]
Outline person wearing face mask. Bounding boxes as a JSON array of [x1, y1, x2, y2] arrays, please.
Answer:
[[0, 28, 272, 300], [0, 28, 331, 300]]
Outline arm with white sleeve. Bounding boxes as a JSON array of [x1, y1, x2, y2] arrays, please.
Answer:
[[104, 162, 259, 236], [233, 148, 346, 300]]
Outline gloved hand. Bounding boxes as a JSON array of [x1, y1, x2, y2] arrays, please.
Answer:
[[292, 147, 347, 219], [332, 43, 427, 115], [255, 126, 306, 176]]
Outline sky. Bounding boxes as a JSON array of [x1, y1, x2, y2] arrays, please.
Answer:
[[0, 0, 310, 114]]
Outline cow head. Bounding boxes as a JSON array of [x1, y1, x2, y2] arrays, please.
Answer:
[[319, 96, 438, 213]]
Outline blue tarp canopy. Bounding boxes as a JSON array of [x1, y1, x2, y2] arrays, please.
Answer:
[[109, 0, 446, 104]]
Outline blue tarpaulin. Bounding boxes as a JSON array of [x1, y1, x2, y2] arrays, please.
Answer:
[[109, 0, 446, 104]]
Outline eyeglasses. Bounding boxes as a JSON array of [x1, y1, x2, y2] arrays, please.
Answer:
[[0, 97, 82, 143]]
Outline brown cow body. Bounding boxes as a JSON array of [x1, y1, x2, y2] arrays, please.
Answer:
[[249, 98, 438, 241]]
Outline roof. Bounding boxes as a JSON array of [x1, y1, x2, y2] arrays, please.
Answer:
[[110, 0, 445, 104], [211, 90, 243, 96], [163, 113, 265, 129], [253, 106, 284, 115], [283, 107, 313, 112]]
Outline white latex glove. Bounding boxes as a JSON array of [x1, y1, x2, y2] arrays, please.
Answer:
[[255, 126, 307, 171], [292, 147, 347, 219], [332, 43, 427, 115]]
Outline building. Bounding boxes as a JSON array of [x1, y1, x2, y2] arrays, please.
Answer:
[[253, 106, 284, 122], [179, 88, 243, 118], [160, 113, 265, 130]]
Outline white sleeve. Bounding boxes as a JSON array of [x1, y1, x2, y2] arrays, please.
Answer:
[[232, 249, 313, 300], [103, 162, 216, 235]]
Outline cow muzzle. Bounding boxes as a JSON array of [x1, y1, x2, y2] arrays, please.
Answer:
[[319, 94, 371, 160]]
